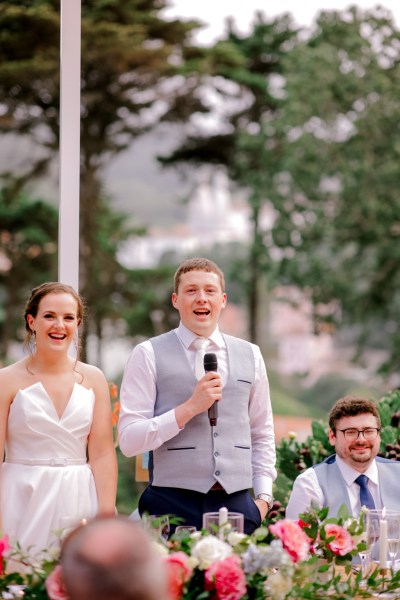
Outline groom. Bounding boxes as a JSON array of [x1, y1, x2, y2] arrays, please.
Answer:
[[118, 257, 276, 534]]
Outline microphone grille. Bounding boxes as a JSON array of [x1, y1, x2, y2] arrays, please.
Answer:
[[204, 352, 218, 371]]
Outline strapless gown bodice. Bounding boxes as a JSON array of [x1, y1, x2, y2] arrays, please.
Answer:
[[2, 382, 98, 562], [5, 381, 93, 462]]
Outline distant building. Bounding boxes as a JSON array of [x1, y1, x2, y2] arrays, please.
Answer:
[[118, 168, 253, 269]]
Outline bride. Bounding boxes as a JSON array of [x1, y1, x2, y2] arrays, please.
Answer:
[[0, 282, 117, 562]]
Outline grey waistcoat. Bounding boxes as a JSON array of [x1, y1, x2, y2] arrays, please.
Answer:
[[314, 454, 400, 517], [149, 331, 255, 494]]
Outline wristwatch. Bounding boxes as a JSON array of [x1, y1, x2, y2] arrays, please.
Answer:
[[256, 493, 274, 507]]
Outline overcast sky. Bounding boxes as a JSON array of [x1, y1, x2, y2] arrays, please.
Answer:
[[164, 1, 399, 43]]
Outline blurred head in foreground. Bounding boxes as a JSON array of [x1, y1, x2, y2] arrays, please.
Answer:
[[60, 516, 168, 600]]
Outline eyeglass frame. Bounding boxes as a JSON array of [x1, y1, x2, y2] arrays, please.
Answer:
[[335, 427, 381, 440]]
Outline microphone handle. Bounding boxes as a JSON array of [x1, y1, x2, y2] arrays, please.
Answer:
[[208, 399, 218, 426], [204, 353, 218, 426]]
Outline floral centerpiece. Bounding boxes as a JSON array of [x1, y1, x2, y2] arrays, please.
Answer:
[[2, 506, 400, 599], [159, 504, 400, 599], [0, 534, 59, 599], [158, 505, 369, 600]]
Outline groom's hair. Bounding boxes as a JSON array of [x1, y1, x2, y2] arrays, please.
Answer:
[[174, 257, 225, 292], [60, 516, 167, 600]]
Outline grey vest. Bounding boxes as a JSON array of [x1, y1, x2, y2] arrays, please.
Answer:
[[149, 331, 255, 493], [314, 454, 400, 517]]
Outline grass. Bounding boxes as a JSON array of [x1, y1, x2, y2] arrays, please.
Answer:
[[268, 369, 324, 419]]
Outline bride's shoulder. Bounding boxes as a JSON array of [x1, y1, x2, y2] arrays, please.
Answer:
[[75, 361, 108, 388], [0, 359, 30, 401]]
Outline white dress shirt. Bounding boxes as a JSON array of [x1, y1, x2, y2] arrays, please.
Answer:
[[285, 454, 382, 519], [118, 322, 276, 496]]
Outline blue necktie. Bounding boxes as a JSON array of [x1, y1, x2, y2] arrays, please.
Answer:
[[355, 474, 375, 510]]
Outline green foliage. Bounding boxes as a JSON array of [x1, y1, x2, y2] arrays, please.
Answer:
[[0, 186, 57, 355], [299, 504, 366, 564], [273, 7, 400, 373], [162, 6, 400, 373], [159, 14, 300, 344], [2, 1, 400, 375], [0, 0, 212, 360]]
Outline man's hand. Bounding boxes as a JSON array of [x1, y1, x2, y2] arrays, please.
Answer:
[[175, 372, 222, 428], [254, 498, 270, 522]]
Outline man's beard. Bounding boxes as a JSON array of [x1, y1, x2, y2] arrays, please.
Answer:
[[348, 444, 373, 463]]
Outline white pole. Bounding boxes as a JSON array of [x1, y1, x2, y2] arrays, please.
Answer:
[[58, 0, 81, 291]]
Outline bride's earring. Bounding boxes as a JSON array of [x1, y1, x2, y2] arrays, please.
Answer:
[[30, 330, 36, 351], [73, 333, 79, 357]]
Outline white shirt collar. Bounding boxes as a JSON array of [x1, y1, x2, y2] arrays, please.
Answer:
[[176, 322, 225, 350], [336, 454, 379, 486]]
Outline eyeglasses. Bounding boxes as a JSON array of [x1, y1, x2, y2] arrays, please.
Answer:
[[336, 427, 381, 441]]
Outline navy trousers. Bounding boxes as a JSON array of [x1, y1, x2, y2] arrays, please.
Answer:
[[138, 485, 262, 535]]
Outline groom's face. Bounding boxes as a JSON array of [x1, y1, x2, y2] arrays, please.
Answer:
[[171, 270, 227, 338]]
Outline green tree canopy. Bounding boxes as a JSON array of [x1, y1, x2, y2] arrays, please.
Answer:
[[273, 6, 400, 373], [0, 183, 58, 357], [0, 0, 212, 360], [160, 5, 400, 374]]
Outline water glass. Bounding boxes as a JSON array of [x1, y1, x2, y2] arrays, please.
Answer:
[[202, 511, 244, 535]]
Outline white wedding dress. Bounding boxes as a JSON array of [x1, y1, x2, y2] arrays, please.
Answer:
[[2, 382, 98, 560]]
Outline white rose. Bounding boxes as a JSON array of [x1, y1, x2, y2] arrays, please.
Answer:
[[191, 536, 232, 569]]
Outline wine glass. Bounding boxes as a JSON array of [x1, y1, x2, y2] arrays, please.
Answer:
[[174, 525, 197, 539], [175, 525, 197, 534], [360, 511, 380, 578], [387, 517, 400, 571]]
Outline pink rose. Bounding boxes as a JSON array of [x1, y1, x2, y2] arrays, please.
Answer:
[[0, 534, 10, 575], [324, 523, 355, 556], [269, 519, 311, 562], [164, 551, 193, 600], [45, 565, 69, 600], [205, 554, 247, 600]]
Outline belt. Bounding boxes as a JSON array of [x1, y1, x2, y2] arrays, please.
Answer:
[[209, 482, 225, 491], [5, 458, 87, 467]]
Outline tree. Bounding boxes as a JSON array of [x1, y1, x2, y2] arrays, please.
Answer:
[[270, 6, 400, 373], [159, 13, 299, 343], [0, 0, 212, 359], [0, 182, 58, 357], [161, 5, 400, 374]]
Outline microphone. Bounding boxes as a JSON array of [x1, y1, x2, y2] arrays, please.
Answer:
[[204, 353, 218, 426]]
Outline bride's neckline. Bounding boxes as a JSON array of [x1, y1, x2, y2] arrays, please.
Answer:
[[18, 381, 92, 420]]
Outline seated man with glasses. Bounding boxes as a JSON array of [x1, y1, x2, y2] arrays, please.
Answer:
[[286, 395, 400, 519]]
